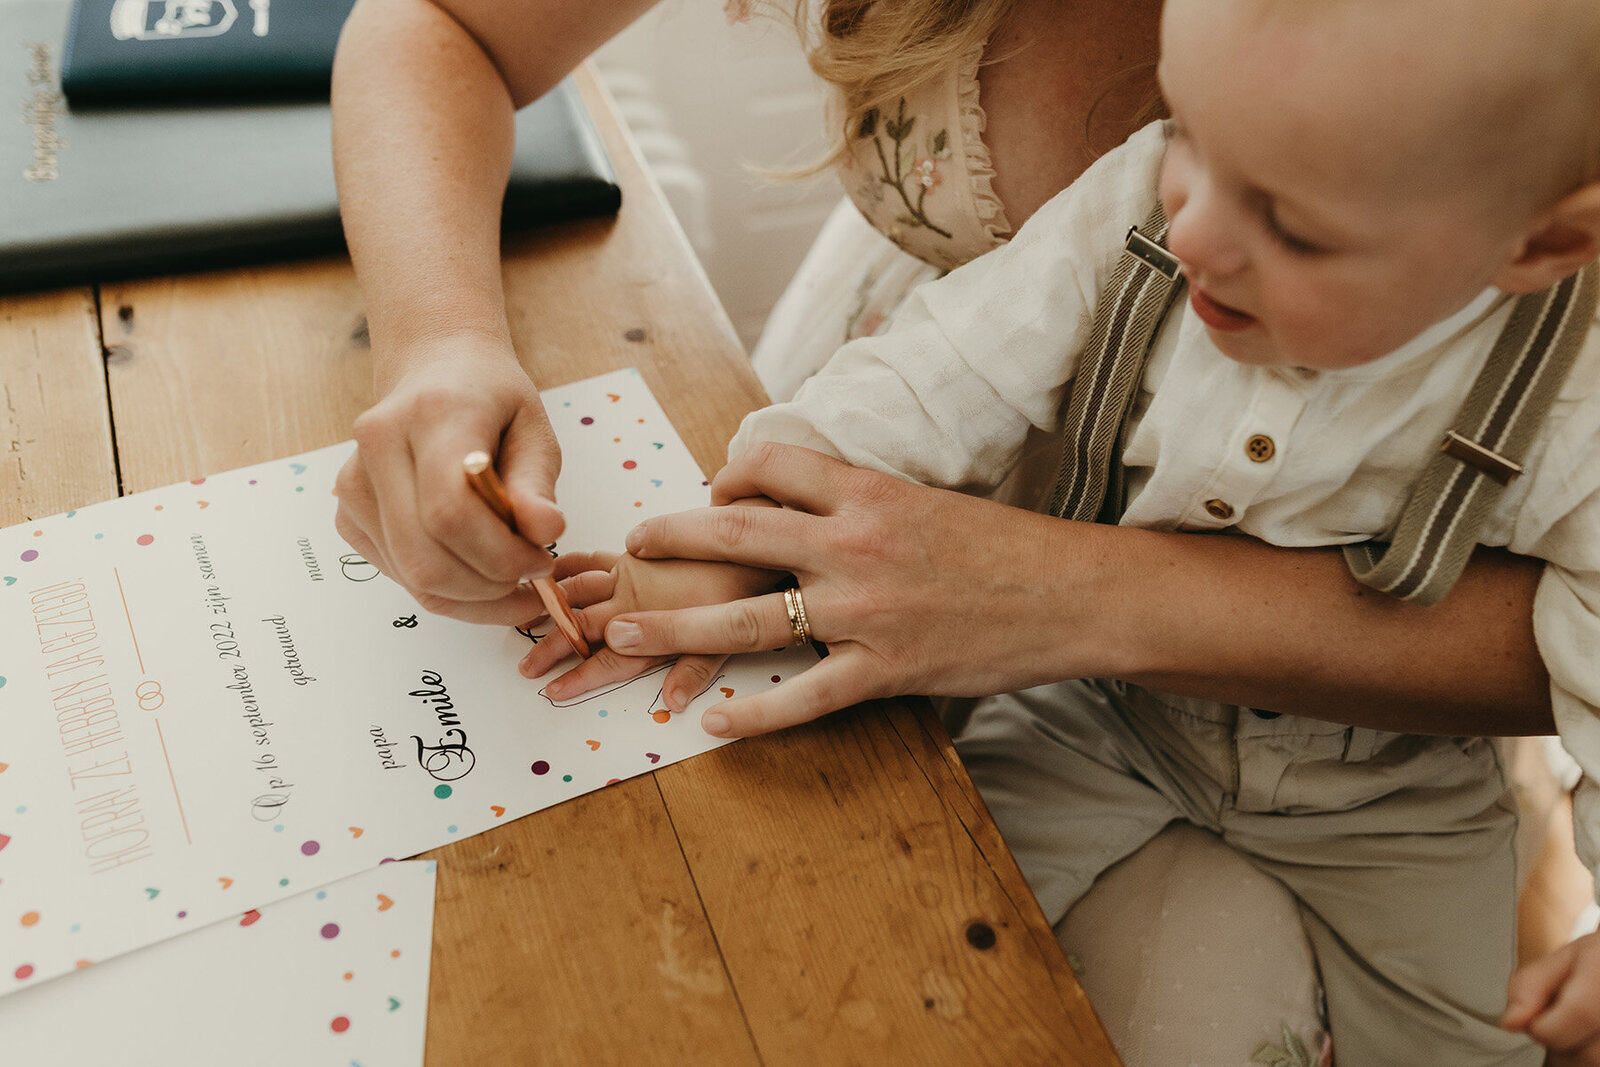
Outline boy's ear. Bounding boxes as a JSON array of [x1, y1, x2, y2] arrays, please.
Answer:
[[1493, 182, 1600, 294]]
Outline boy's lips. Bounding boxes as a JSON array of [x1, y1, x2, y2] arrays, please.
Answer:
[[1189, 286, 1256, 332]]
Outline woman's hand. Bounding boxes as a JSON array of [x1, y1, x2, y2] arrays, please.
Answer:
[[334, 334, 566, 625], [520, 549, 784, 713], [610, 444, 1100, 737], [605, 442, 1553, 741], [1504, 931, 1600, 1065]]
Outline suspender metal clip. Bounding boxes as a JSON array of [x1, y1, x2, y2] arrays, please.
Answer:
[[1124, 224, 1183, 280], [1440, 430, 1523, 484]]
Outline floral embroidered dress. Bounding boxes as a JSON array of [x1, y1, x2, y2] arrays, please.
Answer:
[[750, 44, 1013, 401]]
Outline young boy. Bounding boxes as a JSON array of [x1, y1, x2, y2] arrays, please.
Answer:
[[527, 0, 1600, 1060]]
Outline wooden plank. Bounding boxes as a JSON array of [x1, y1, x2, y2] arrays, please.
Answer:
[[657, 701, 1121, 1065], [0, 288, 118, 524]]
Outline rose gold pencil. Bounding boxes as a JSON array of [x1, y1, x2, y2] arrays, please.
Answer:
[[461, 450, 591, 658]]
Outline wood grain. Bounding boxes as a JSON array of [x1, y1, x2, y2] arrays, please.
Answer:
[[0, 288, 117, 523], [0, 63, 1119, 1066]]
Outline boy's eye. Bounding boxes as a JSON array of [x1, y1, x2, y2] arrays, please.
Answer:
[[1264, 207, 1324, 255]]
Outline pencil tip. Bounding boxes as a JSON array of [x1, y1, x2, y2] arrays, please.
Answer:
[[462, 450, 492, 474]]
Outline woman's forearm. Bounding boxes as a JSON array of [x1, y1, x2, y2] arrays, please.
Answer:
[[330, 0, 655, 388], [1076, 524, 1552, 735], [332, 0, 520, 381]]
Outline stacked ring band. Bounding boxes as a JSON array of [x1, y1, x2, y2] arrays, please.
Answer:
[[783, 585, 813, 646]]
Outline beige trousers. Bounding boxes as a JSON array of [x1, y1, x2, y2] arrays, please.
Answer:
[[955, 679, 1539, 1066]]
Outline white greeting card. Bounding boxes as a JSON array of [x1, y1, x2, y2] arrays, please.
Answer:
[[0, 368, 812, 993], [0, 860, 436, 1066]]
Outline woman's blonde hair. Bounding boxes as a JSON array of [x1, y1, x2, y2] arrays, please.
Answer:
[[765, 0, 1018, 170]]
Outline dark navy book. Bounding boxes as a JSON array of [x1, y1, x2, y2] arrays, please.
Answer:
[[61, 0, 357, 107], [3, 0, 622, 294]]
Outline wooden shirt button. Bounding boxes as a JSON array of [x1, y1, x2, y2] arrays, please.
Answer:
[[1245, 434, 1275, 462], [1204, 498, 1235, 520]]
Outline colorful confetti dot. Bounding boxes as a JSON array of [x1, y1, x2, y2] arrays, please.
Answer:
[[432, 784, 452, 799], [597, 709, 607, 717], [580, 416, 594, 425], [330, 1016, 351, 1034], [19, 911, 38, 927], [321, 923, 340, 940], [622, 460, 637, 470], [14, 964, 33, 980], [278, 878, 290, 887], [176, 911, 187, 919], [19, 550, 37, 563], [0, 678, 7, 689], [31, 530, 41, 537], [530, 760, 550, 775], [316, 891, 327, 900], [651, 710, 671, 724], [562, 775, 572, 783], [390, 950, 401, 959], [447, 825, 458, 834], [301, 840, 321, 856], [135, 534, 154, 546], [190, 478, 206, 485], [771, 675, 782, 683], [343, 971, 354, 981]]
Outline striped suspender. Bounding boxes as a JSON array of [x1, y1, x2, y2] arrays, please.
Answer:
[[1344, 263, 1599, 604], [1049, 203, 1598, 605], [1046, 202, 1185, 523]]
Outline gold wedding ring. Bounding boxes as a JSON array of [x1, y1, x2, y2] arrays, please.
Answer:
[[783, 585, 813, 646]]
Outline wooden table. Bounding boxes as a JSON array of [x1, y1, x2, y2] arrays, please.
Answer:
[[0, 67, 1120, 1066]]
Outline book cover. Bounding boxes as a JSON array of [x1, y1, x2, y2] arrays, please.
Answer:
[[3, 0, 622, 294], [61, 0, 358, 107]]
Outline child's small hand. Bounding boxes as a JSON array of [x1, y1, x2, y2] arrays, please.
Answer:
[[520, 548, 783, 715], [1504, 929, 1600, 1064]]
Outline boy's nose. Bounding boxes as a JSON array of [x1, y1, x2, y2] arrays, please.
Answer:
[[1161, 171, 1247, 279]]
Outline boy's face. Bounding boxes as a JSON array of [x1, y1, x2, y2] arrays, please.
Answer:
[[1155, 0, 1549, 370]]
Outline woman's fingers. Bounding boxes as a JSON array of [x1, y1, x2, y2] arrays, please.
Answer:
[[607, 592, 802, 657], [661, 654, 732, 713], [708, 442, 857, 512], [701, 654, 870, 738], [625, 503, 817, 569]]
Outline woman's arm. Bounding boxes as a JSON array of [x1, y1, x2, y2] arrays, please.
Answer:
[[329, 0, 656, 624], [609, 444, 1551, 737]]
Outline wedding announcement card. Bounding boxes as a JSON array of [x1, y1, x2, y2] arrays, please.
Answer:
[[0, 369, 812, 993], [1, 861, 436, 1065]]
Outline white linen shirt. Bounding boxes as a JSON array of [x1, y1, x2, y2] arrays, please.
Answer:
[[732, 121, 1600, 891]]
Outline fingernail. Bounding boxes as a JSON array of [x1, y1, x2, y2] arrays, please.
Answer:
[[544, 678, 568, 698], [608, 621, 642, 650], [702, 711, 731, 737], [625, 523, 645, 553]]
